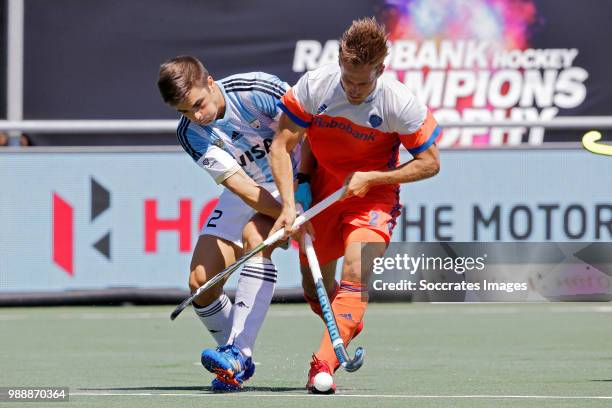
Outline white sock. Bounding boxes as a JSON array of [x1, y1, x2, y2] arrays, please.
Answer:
[[193, 293, 233, 345], [228, 257, 277, 357]]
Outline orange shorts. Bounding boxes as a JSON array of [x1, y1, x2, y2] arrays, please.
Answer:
[[300, 166, 402, 266]]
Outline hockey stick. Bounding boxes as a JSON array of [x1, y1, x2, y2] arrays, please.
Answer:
[[170, 186, 345, 321], [303, 233, 365, 372]]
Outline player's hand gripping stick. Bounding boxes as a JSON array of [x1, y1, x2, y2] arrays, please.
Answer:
[[170, 186, 346, 321]]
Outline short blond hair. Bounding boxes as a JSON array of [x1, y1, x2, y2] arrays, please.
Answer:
[[339, 17, 388, 66]]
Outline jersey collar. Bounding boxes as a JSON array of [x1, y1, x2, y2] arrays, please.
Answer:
[[213, 81, 232, 126], [363, 77, 382, 104]]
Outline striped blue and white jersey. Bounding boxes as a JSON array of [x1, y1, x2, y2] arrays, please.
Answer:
[[176, 72, 299, 185]]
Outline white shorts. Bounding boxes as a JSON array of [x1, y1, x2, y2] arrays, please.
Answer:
[[200, 182, 279, 248]]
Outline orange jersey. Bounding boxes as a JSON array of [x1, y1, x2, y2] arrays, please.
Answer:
[[279, 63, 441, 200]]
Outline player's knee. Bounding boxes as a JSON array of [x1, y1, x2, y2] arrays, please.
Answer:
[[188, 265, 206, 292], [342, 230, 386, 282], [242, 215, 272, 251], [242, 225, 262, 250], [342, 256, 362, 283], [189, 265, 222, 305]]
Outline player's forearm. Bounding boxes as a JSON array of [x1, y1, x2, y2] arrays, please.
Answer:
[[368, 153, 440, 186], [298, 138, 315, 176], [270, 113, 306, 218], [270, 138, 297, 212], [237, 185, 283, 219], [223, 170, 282, 219]]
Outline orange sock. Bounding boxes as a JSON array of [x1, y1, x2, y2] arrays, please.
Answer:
[[314, 280, 368, 373]]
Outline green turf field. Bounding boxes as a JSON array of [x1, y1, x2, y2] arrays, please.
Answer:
[[1, 303, 611, 407]]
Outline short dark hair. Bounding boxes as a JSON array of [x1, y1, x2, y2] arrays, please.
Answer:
[[157, 56, 209, 105], [339, 17, 388, 67]]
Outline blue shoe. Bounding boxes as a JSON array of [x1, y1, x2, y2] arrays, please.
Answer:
[[202, 345, 255, 390]]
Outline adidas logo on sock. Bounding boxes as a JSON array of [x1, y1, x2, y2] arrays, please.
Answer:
[[338, 313, 353, 321], [236, 301, 250, 309]]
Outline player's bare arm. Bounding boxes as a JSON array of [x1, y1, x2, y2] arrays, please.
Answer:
[[343, 143, 440, 199], [222, 168, 282, 219], [294, 138, 316, 239], [269, 113, 306, 234], [297, 137, 316, 177]]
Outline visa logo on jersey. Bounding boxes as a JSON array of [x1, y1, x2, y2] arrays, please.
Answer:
[[237, 138, 273, 167]]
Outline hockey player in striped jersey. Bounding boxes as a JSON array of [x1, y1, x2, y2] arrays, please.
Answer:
[[157, 56, 302, 391]]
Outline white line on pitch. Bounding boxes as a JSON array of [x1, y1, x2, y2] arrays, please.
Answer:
[[0, 315, 26, 320], [0, 312, 170, 320], [69, 392, 612, 400]]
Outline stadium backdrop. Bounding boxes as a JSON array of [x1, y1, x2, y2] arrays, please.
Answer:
[[1, 0, 611, 300], [9, 0, 612, 144]]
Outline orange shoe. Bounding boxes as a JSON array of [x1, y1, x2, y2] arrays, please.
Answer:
[[306, 354, 336, 394]]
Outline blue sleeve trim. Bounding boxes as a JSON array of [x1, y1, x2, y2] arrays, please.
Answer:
[[408, 126, 441, 155], [176, 117, 203, 161], [277, 102, 311, 128]]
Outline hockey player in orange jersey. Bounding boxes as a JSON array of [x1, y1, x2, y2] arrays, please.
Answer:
[[270, 17, 441, 393]]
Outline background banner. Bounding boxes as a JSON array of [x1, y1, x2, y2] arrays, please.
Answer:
[[1, 148, 610, 294], [17, 0, 612, 145]]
